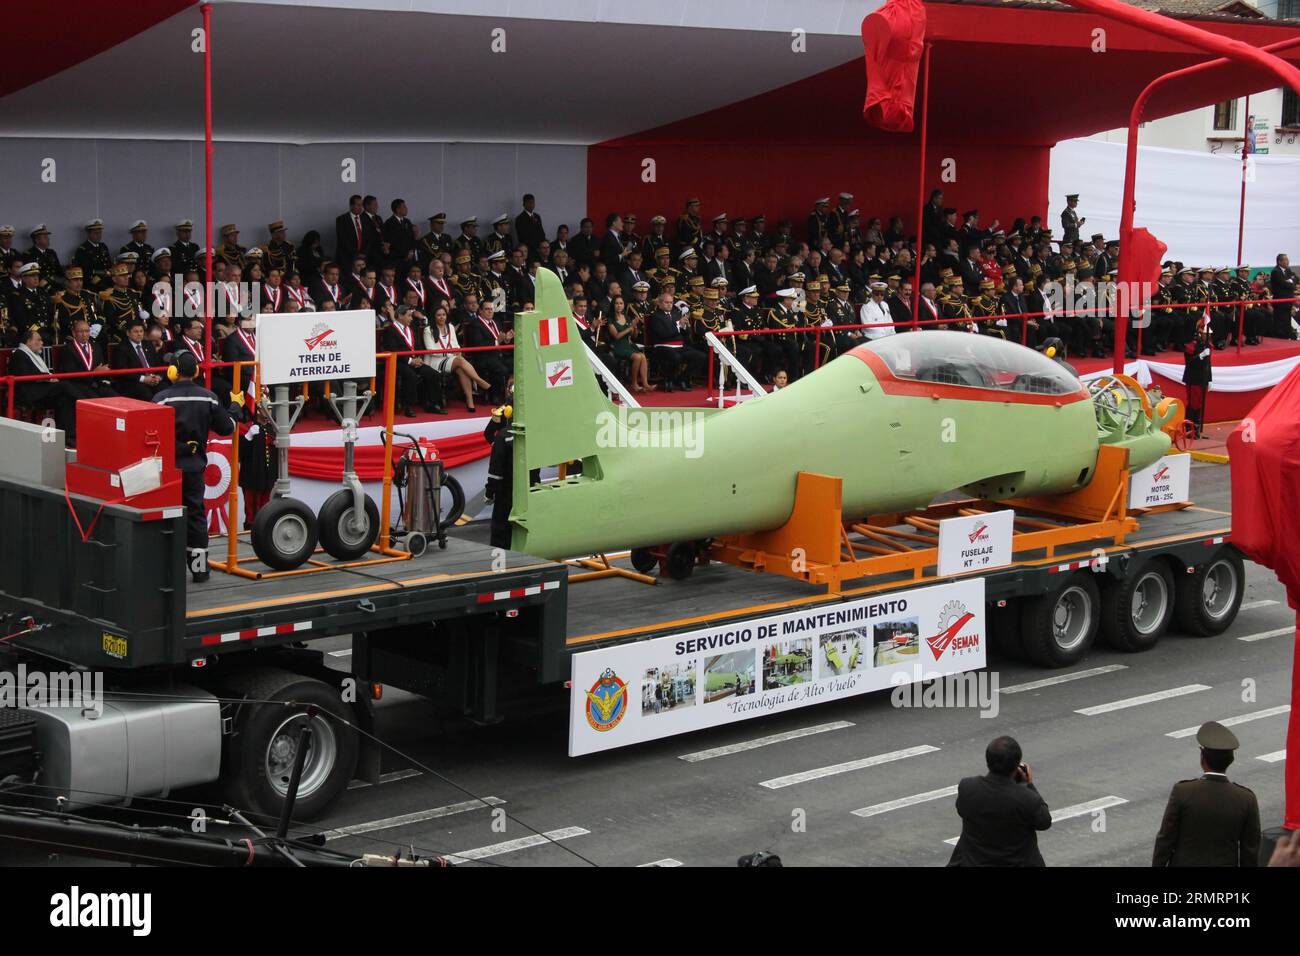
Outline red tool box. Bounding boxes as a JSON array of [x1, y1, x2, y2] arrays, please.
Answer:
[[66, 397, 180, 513]]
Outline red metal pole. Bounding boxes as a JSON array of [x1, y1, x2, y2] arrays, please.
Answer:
[[1237, 93, 1250, 358], [911, 42, 931, 330], [1114, 37, 1300, 374], [202, 2, 214, 388]]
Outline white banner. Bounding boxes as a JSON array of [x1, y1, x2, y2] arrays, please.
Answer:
[[569, 579, 986, 756], [938, 510, 1013, 577], [1078, 355, 1300, 393], [1129, 453, 1191, 509], [256, 309, 376, 385]]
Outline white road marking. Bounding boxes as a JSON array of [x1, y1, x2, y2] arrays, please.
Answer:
[[678, 720, 854, 762], [444, 826, 589, 864], [328, 648, 353, 658], [944, 796, 1127, 845], [324, 796, 505, 840], [759, 745, 939, 790], [1075, 684, 1210, 716], [1257, 750, 1287, 763], [1167, 705, 1291, 739], [1238, 627, 1293, 643], [852, 786, 957, 818], [1000, 665, 1127, 695], [638, 858, 683, 867], [347, 768, 424, 790], [1239, 599, 1280, 611]]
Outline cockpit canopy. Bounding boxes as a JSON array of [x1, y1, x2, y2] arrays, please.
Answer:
[[860, 331, 1084, 396]]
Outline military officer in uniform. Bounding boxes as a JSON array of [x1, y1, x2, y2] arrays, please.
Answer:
[[729, 285, 764, 377], [121, 220, 154, 267], [51, 265, 96, 344], [454, 217, 485, 264], [765, 288, 803, 383], [1060, 193, 1085, 244], [0, 225, 17, 273], [1148, 268, 1178, 353], [676, 199, 702, 252], [969, 278, 1005, 338], [1232, 264, 1265, 346], [831, 193, 854, 245], [74, 219, 114, 293], [171, 220, 200, 277], [26, 225, 64, 289], [98, 261, 145, 341], [1153, 721, 1260, 867], [450, 251, 482, 306], [265, 220, 296, 276], [648, 246, 680, 299], [11, 261, 55, 344], [418, 213, 454, 271], [155, 350, 242, 582], [642, 215, 670, 262], [807, 198, 831, 248], [215, 224, 247, 269], [484, 214, 513, 257]]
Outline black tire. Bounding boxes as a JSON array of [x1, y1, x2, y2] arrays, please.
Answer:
[[251, 497, 319, 571], [1100, 560, 1175, 652], [665, 541, 696, 580], [317, 489, 380, 561], [1173, 548, 1244, 637], [222, 668, 358, 821], [630, 547, 658, 574], [988, 600, 1024, 660], [1020, 572, 1101, 668], [438, 473, 465, 528]]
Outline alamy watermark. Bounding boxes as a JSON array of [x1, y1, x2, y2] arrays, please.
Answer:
[[0, 665, 104, 715], [595, 407, 706, 459], [890, 665, 1000, 718]]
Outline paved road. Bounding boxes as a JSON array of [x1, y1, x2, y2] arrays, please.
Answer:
[[302, 460, 1293, 867]]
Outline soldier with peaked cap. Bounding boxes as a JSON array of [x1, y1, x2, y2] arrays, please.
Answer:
[[418, 213, 454, 270], [265, 220, 296, 276], [484, 213, 513, 257], [171, 219, 200, 277], [1060, 193, 1085, 244], [26, 224, 64, 289], [1231, 264, 1265, 346], [0, 224, 18, 273], [121, 219, 154, 267], [642, 215, 670, 262], [1153, 721, 1260, 867], [807, 197, 832, 248], [98, 261, 145, 342], [454, 216, 485, 264], [215, 224, 247, 269], [51, 265, 96, 345], [676, 198, 702, 252], [764, 287, 803, 383], [11, 261, 55, 345], [75, 219, 114, 292]]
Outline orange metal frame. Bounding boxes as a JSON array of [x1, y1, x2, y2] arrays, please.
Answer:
[[209, 353, 412, 580], [709, 444, 1157, 594]]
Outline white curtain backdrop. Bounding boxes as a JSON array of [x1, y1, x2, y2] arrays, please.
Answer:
[[1078, 355, 1300, 390], [1048, 138, 1300, 266]]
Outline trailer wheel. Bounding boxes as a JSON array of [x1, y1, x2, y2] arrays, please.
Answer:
[[1020, 573, 1100, 668], [665, 541, 696, 580], [1100, 561, 1174, 652], [630, 547, 658, 574], [317, 490, 380, 560], [251, 497, 319, 571], [1173, 548, 1244, 637], [224, 668, 358, 821], [988, 600, 1025, 660]]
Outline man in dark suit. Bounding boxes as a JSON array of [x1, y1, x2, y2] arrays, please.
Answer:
[[461, 300, 512, 404], [514, 194, 544, 254], [111, 319, 164, 401], [600, 213, 627, 273], [382, 305, 444, 416], [58, 318, 117, 445], [1270, 252, 1297, 339], [1153, 722, 1261, 867], [335, 195, 370, 267], [949, 736, 1051, 867], [382, 199, 418, 271]]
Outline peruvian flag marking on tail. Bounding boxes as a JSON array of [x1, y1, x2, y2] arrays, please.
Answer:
[[540, 316, 568, 346]]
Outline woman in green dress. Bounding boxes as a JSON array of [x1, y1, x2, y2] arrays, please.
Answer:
[[604, 295, 648, 392]]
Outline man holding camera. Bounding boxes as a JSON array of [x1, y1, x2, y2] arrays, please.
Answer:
[[948, 736, 1052, 866]]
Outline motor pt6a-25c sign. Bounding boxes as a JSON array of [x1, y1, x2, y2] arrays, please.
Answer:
[[256, 309, 377, 386]]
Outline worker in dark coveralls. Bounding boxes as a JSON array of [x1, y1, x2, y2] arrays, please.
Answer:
[[483, 390, 514, 550], [1153, 721, 1261, 867], [155, 350, 243, 582], [948, 736, 1051, 867]]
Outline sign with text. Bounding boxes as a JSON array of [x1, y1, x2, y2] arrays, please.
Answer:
[[256, 310, 376, 385], [937, 509, 1014, 577], [1129, 453, 1190, 509], [568, 578, 985, 756]]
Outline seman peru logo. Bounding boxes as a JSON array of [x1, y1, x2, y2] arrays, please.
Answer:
[[1152, 465, 1170, 482], [926, 600, 978, 661], [585, 668, 628, 731], [303, 323, 337, 351]]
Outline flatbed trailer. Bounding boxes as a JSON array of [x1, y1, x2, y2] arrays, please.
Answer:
[[0, 471, 1243, 819]]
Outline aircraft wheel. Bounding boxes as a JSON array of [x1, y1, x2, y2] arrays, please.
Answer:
[[1100, 560, 1174, 652], [1020, 572, 1100, 668], [1173, 548, 1243, 637], [251, 497, 319, 571], [317, 490, 380, 561], [665, 541, 696, 580], [630, 547, 658, 574]]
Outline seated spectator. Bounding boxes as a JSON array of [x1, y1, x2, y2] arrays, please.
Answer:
[[58, 318, 116, 444], [7, 326, 66, 416], [422, 303, 491, 413], [112, 318, 165, 401], [604, 294, 648, 392], [461, 300, 512, 405], [382, 304, 444, 417]]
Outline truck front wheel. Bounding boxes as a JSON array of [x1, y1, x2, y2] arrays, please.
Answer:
[[224, 669, 358, 821]]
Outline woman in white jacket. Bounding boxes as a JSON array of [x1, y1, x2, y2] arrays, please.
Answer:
[[422, 303, 493, 413]]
